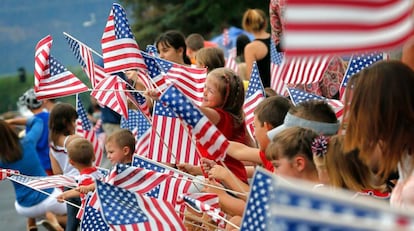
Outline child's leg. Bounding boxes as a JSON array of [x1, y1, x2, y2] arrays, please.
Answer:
[[26, 217, 37, 231]]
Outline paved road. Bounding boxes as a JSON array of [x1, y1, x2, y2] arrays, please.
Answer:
[[0, 180, 49, 231]]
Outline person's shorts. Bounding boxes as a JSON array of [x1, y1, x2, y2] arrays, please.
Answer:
[[15, 188, 67, 218]]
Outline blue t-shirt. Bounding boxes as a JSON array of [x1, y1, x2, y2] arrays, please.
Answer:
[[0, 117, 52, 207], [26, 111, 51, 171]]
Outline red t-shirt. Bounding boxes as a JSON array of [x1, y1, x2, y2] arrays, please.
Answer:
[[214, 108, 248, 184], [259, 150, 274, 172], [78, 166, 100, 198]]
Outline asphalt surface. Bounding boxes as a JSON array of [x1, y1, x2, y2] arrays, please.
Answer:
[[0, 180, 50, 231]]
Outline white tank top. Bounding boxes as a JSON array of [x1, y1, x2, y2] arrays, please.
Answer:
[[50, 136, 79, 177]]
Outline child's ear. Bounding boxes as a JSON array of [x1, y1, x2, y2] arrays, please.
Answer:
[[177, 47, 184, 56], [293, 155, 306, 172], [123, 146, 130, 156], [263, 122, 273, 131]]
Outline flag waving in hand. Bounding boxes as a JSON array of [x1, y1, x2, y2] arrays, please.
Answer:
[[34, 35, 88, 100], [101, 3, 146, 74], [159, 85, 229, 161]]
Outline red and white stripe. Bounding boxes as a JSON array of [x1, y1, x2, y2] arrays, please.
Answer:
[[283, 0, 414, 56], [281, 55, 332, 85], [91, 75, 128, 119]]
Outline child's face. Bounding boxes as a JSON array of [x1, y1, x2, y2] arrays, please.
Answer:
[[271, 157, 298, 178], [105, 140, 129, 165], [158, 43, 183, 64], [202, 75, 225, 108], [253, 115, 270, 150]]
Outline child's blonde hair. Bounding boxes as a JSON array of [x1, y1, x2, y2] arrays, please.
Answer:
[[195, 47, 225, 72], [106, 129, 136, 155], [67, 138, 95, 166], [314, 135, 384, 192]]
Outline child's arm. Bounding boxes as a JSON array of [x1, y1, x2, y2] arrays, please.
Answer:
[[208, 164, 249, 201], [203, 180, 246, 217], [176, 163, 203, 176], [227, 141, 261, 164], [57, 188, 80, 202], [77, 183, 96, 194]]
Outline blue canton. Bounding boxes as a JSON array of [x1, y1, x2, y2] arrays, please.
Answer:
[[245, 62, 265, 99], [49, 55, 70, 76], [112, 4, 135, 40], [342, 52, 384, 88], [240, 168, 274, 231], [160, 85, 203, 128], [287, 88, 324, 106], [96, 180, 149, 225], [64, 35, 86, 68], [76, 95, 92, 131]]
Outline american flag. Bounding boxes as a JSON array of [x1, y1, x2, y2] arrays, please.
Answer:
[[243, 62, 265, 137], [287, 88, 344, 120], [149, 102, 200, 165], [76, 95, 104, 166], [269, 207, 375, 231], [146, 45, 159, 57], [240, 168, 275, 231], [281, 55, 332, 85], [270, 39, 287, 95], [269, 174, 414, 230], [159, 85, 229, 162], [283, 0, 414, 56], [81, 206, 110, 231], [8, 174, 77, 190], [96, 179, 186, 230], [64, 33, 107, 88], [0, 168, 19, 181], [132, 155, 192, 219], [225, 47, 239, 73], [117, 73, 151, 118], [222, 28, 230, 47], [91, 75, 128, 119], [339, 52, 386, 101], [34, 35, 52, 91], [101, 3, 146, 74], [104, 164, 171, 194], [143, 52, 207, 106], [177, 193, 226, 229], [35, 54, 89, 100], [121, 109, 151, 156]]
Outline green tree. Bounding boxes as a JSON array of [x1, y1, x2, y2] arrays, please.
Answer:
[[120, 0, 269, 47]]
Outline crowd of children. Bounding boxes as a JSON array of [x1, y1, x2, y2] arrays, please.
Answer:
[[2, 3, 414, 231]]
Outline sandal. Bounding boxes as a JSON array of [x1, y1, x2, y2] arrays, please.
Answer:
[[39, 220, 60, 231], [27, 226, 38, 231]]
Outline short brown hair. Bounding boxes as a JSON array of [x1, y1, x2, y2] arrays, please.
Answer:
[[290, 100, 337, 124], [186, 33, 205, 51], [254, 95, 291, 128], [67, 138, 94, 166], [106, 129, 136, 155]]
